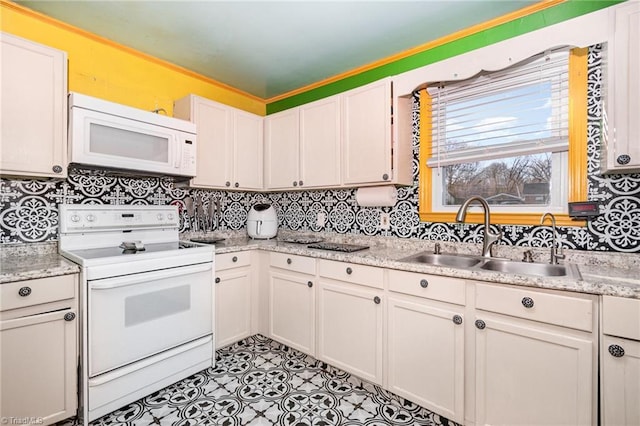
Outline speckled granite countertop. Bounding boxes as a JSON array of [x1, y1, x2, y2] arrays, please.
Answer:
[[2, 233, 639, 299], [0, 242, 79, 284], [205, 231, 640, 300]]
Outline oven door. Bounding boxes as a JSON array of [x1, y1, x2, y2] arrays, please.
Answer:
[[88, 262, 212, 377]]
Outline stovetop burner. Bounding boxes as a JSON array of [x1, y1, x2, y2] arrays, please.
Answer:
[[306, 242, 370, 252]]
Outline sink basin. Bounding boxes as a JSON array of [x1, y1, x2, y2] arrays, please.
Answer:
[[400, 251, 582, 280], [399, 252, 483, 268], [479, 260, 582, 279]]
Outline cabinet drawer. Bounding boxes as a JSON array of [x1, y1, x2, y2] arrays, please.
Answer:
[[388, 270, 465, 305], [475, 283, 593, 332], [0, 274, 76, 312], [216, 251, 251, 271], [602, 296, 640, 340], [270, 252, 316, 275], [318, 259, 383, 289]]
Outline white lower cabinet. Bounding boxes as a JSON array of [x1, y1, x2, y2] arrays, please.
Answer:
[[387, 296, 464, 423], [601, 295, 640, 425], [474, 283, 596, 426], [386, 270, 466, 423], [0, 274, 78, 425], [317, 279, 384, 385], [215, 252, 252, 349], [268, 253, 316, 355]]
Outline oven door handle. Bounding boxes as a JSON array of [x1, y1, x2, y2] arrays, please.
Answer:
[[89, 263, 212, 290]]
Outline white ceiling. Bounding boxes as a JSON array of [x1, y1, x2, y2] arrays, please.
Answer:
[[16, 0, 539, 100]]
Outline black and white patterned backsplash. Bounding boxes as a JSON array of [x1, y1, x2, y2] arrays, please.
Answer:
[[1, 45, 639, 252]]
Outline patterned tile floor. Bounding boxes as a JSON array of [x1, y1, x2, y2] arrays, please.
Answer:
[[58, 335, 457, 426]]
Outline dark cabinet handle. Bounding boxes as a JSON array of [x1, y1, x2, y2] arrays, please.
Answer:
[[232, 256, 238, 262], [617, 154, 631, 165], [225, 181, 231, 187], [18, 287, 31, 297], [307, 281, 313, 288], [382, 173, 389, 180], [299, 180, 303, 186], [64, 312, 76, 321], [453, 315, 463, 325], [346, 267, 353, 275], [286, 258, 292, 265], [234, 182, 239, 188], [420, 279, 429, 288], [608, 344, 625, 358], [521, 297, 534, 308], [52, 165, 63, 173], [373, 296, 381, 304], [215, 277, 221, 284], [475, 319, 486, 330], [293, 181, 298, 187]]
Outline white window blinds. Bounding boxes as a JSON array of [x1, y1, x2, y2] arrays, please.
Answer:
[[427, 48, 570, 168]]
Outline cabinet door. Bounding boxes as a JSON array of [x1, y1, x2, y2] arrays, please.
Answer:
[[191, 97, 233, 188], [264, 109, 299, 189], [233, 110, 263, 190], [317, 280, 383, 385], [602, 335, 640, 426], [342, 78, 392, 185], [1, 33, 67, 178], [387, 297, 464, 423], [299, 95, 341, 188], [215, 267, 251, 349], [605, 1, 640, 173], [474, 314, 594, 426], [0, 309, 77, 425], [269, 270, 315, 355]]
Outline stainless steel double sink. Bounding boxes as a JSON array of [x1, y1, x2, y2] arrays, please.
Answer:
[[399, 252, 582, 280]]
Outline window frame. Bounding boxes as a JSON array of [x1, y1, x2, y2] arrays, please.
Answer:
[[418, 47, 588, 227]]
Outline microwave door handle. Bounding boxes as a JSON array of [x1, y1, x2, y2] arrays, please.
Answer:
[[90, 263, 212, 290], [174, 136, 181, 169], [257, 220, 262, 236]]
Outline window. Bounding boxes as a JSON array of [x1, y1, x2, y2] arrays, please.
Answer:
[[419, 47, 588, 226]]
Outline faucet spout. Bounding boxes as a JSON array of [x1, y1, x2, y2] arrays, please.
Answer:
[[455, 196, 502, 257], [540, 212, 565, 264]]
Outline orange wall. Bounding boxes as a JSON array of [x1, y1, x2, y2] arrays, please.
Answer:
[[0, 0, 266, 116]]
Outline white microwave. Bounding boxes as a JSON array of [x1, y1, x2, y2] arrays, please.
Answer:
[[69, 92, 197, 177]]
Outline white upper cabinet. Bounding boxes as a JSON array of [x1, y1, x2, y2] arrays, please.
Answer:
[[1, 33, 67, 178], [342, 78, 392, 185], [299, 95, 341, 188], [264, 95, 341, 190], [603, 1, 640, 173], [264, 108, 299, 189], [174, 95, 263, 190]]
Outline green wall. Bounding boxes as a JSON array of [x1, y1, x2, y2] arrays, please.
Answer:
[[266, 0, 621, 114]]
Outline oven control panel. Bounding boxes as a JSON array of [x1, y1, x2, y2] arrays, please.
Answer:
[[59, 204, 179, 232]]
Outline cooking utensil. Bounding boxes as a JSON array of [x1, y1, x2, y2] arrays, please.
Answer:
[[184, 197, 194, 230], [208, 198, 216, 231]]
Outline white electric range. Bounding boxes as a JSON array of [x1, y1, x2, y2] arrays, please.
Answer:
[[58, 204, 215, 424]]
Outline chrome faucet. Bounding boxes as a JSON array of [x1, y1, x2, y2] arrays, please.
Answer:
[[540, 213, 566, 265], [455, 196, 502, 257]]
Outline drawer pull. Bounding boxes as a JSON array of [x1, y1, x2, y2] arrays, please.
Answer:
[[475, 319, 486, 330], [18, 286, 32, 297], [521, 297, 535, 308], [616, 154, 631, 165], [453, 315, 463, 325], [64, 312, 76, 321], [215, 277, 221, 284], [232, 256, 238, 262], [307, 281, 313, 288], [373, 296, 381, 304], [287, 258, 292, 265], [420, 279, 429, 288], [346, 267, 353, 275], [608, 344, 625, 358]]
